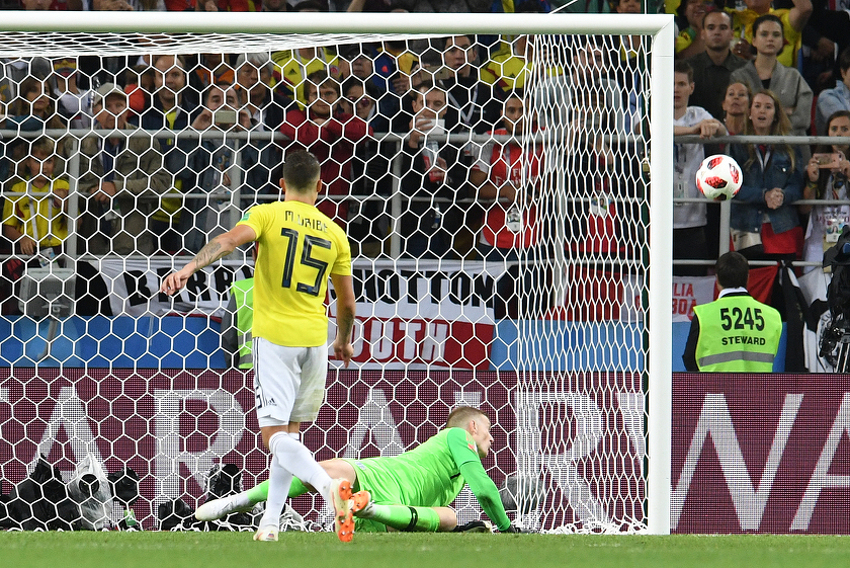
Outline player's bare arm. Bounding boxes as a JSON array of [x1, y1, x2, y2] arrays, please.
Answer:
[[331, 273, 356, 367], [160, 224, 257, 295]]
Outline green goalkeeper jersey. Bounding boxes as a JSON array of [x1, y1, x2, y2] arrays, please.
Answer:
[[345, 427, 511, 530]]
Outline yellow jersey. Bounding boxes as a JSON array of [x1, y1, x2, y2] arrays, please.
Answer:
[[2, 178, 69, 248], [236, 200, 352, 347], [271, 48, 339, 110], [729, 8, 802, 68]]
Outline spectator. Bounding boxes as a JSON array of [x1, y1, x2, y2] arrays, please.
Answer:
[[123, 54, 155, 116], [52, 58, 93, 130], [272, 45, 340, 109], [560, 36, 629, 137], [5, 76, 69, 179], [799, 0, 850, 91], [180, 84, 259, 252], [435, 35, 501, 136], [188, 53, 236, 94], [338, 43, 413, 134], [470, 91, 543, 259], [676, 0, 711, 59], [608, 0, 648, 133], [479, 34, 563, 96], [815, 46, 850, 136], [77, 83, 170, 255], [469, 91, 546, 317], [279, 70, 373, 227], [800, 110, 850, 272], [564, 65, 623, 259], [339, 77, 392, 255], [729, 89, 805, 260], [234, 52, 292, 131], [729, 0, 812, 69], [682, 251, 782, 371], [721, 81, 753, 135], [271, 2, 340, 107], [2, 136, 68, 266], [339, 78, 379, 124], [5, 76, 68, 133], [399, 82, 466, 259], [0, 57, 52, 105], [231, 52, 293, 212], [730, 14, 813, 138], [138, 54, 198, 253], [685, 9, 748, 121], [673, 61, 727, 276], [371, 41, 422, 133]]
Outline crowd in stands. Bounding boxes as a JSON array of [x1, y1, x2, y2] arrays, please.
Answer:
[[1, 0, 850, 316]]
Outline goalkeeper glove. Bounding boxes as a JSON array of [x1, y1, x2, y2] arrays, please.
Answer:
[[453, 520, 495, 533]]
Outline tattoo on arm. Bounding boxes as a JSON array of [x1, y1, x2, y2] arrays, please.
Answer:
[[338, 309, 355, 342], [191, 239, 228, 272]]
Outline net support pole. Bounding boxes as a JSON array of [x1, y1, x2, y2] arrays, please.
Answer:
[[646, 17, 675, 536]]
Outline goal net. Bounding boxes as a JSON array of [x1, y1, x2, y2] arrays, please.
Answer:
[[0, 12, 673, 535]]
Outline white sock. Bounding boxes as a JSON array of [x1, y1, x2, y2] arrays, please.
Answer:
[[268, 430, 334, 503], [258, 432, 295, 529]]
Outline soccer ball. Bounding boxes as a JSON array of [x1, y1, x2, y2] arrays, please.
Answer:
[[499, 473, 545, 514], [695, 154, 743, 201]]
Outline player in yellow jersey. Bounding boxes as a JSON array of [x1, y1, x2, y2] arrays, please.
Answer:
[[160, 151, 358, 544]]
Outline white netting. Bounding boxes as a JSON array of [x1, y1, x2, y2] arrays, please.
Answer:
[[0, 14, 671, 535]]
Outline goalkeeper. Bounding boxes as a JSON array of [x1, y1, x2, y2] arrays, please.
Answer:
[[195, 406, 517, 533]]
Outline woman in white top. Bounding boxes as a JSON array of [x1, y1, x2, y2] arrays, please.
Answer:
[[801, 110, 850, 272]]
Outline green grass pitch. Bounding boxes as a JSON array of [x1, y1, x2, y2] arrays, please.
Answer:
[[2, 531, 850, 568]]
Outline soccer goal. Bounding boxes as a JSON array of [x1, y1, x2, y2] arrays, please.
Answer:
[[0, 11, 673, 535]]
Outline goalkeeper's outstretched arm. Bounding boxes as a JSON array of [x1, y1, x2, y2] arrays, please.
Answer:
[[446, 428, 511, 531], [459, 460, 512, 531]]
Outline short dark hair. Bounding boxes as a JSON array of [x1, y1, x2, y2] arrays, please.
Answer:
[[505, 88, 524, 102], [674, 60, 694, 83], [282, 150, 321, 193], [446, 406, 488, 429], [752, 13, 783, 38], [702, 8, 732, 27], [442, 34, 475, 49], [306, 70, 341, 95], [411, 80, 445, 103], [716, 251, 749, 289]]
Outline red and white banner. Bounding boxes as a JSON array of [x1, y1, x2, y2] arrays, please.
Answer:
[[332, 261, 499, 370], [673, 373, 850, 534], [671, 276, 716, 322], [92, 259, 501, 369]]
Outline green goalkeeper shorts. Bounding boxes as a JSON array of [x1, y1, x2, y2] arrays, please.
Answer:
[[346, 458, 407, 533]]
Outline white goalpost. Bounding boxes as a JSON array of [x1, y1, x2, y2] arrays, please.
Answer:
[[0, 11, 673, 535]]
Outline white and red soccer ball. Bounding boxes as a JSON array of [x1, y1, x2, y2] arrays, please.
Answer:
[[695, 154, 743, 201]]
